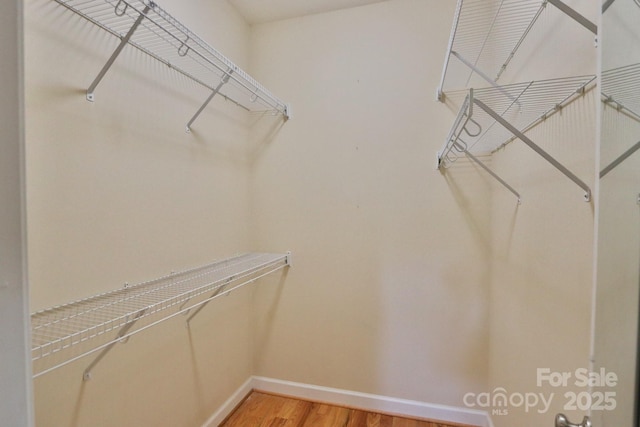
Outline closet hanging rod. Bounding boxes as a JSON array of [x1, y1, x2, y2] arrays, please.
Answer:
[[31, 252, 292, 379], [437, 0, 597, 99], [51, 0, 290, 119]]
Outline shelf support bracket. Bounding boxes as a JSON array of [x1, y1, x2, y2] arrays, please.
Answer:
[[186, 68, 234, 132], [465, 150, 522, 203], [600, 140, 640, 178], [602, 0, 616, 13], [547, 0, 597, 35], [474, 98, 592, 201], [185, 281, 231, 324], [86, 4, 151, 102], [82, 308, 147, 381]]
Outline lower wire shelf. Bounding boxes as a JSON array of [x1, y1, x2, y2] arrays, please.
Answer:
[[31, 252, 291, 379], [438, 75, 596, 202]]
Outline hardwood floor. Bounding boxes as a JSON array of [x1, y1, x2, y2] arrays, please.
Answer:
[[220, 391, 476, 427]]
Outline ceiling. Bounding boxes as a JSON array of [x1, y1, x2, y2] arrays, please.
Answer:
[[228, 0, 388, 25]]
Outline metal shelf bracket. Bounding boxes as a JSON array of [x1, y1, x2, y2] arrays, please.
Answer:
[[600, 140, 640, 178], [186, 67, 234, 132], [547, 0, 597, 35], [86, 4, 151, 102], [82, 308, 147, 381], [473, 98, 592, 201]]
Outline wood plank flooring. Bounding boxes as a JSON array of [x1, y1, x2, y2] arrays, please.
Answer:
[[220, 391, 476, 427]]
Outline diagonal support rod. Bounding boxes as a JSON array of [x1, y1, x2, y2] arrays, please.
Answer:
[[185, 281, 230, 324], [474, 98, 591, 201], [186, 69, 234, 132], [86, 4, 151, 102], [82, 308, 146, 381], [600, 140, 640, 178], [465, 150, 522, 203], [548, 0, 597, 35], [602, 0, 616, 13]]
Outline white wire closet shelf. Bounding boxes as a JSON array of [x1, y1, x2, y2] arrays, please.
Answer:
[[31, 252, 291, 379], [52, 0, 290, 128], [437, 0, 597, 99], [600, 63, 640, 178], [602, 63, 640, 121], [437, 74, 596, 202]]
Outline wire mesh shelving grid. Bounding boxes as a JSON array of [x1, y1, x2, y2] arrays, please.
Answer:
[[438, 74, 596, 167], [439, 0, 545, 95], [437, 0, 596, 98], [31, 252, 290, 378], [602, 63, 640, 121], [52, 0, 289, 117]]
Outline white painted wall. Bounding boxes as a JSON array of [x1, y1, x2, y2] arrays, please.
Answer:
[[248, 0, 491, 407], [489, 91, 597, 427], [486, 1, 599, 426], [593, 2, 640, 424], [22, 1, 610, 426], [25, 0, 258, 425], [0, 0, 34, 425]]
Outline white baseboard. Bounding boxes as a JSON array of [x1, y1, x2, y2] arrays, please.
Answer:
[[202, 375, 493, 427], [200, 377, 254, 427]]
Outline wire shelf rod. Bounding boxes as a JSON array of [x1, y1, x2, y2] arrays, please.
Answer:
[[600, 140, 640, 179]]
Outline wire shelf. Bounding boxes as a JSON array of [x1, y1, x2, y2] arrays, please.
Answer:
[[31, 252, 291, 378], [439, 74, 596, 165], [438, 0, 596, 98], [602, 63, 640, 121], [439, 0, 544, 94], [52, 0, 289, 117]]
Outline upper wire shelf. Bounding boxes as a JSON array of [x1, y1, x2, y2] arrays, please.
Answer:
[[437, 0, 597, 100], [52, 0, 290, 124], [31, 252, 291, 379]]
